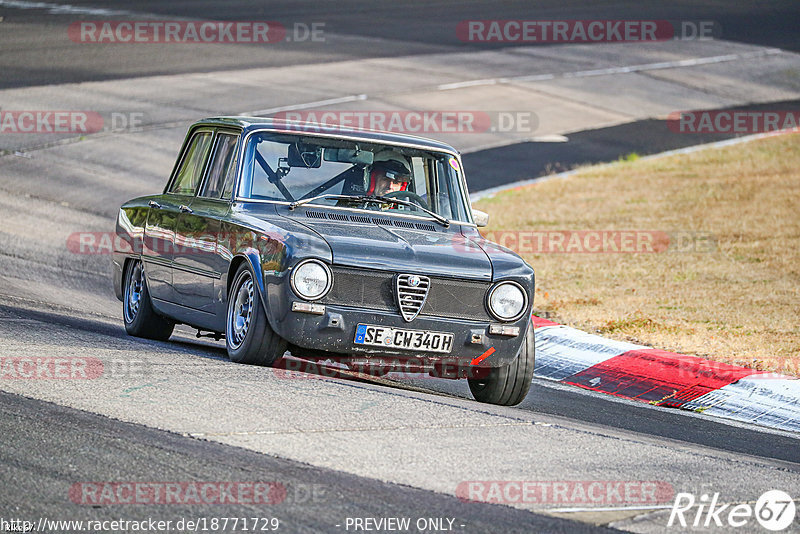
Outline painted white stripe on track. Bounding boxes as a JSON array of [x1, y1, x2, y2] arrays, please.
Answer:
[[547, 505, 674, 513], [439, 48, 783, 91], [0, 0, 135, 16], [243, 94, 369, 117], [240, 48, 784, 127]]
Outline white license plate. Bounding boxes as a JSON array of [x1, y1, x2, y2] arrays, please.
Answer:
[[354, 324, 454, 354]]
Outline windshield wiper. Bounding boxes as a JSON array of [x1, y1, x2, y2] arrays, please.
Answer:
[[288, 193, 450, 228], [369, 195, 450, 227], [288, 194, 365, 210]]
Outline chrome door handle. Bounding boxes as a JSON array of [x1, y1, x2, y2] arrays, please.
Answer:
[[148, 200, 162, 209], [179, 205, 193, 214]]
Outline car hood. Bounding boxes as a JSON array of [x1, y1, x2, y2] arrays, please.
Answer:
[[280, 211, 493, 280]]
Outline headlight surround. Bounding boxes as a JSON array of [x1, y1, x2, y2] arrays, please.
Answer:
[[487, 281, 527, 322], [290, 259, 332, 301]]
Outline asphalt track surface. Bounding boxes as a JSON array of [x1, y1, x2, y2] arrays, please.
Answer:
[[1, 298, 799, 532], [1, 391, 613, 534], [465, 98, 800, 191], [1, 1, 800, 533], [1, 0, 798, 88], [4, 299, 800, 465]]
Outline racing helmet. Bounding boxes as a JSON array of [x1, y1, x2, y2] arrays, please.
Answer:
[[367, 150, 412, 195]]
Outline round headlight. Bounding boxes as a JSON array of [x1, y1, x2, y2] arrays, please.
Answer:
[[291, 260, 332, 301], [487, 281, 527, 321]]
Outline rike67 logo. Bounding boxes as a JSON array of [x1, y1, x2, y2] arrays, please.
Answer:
[[669, 490, 796, 531]]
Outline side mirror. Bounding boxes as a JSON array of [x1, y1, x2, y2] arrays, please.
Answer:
[[472, 209, 489, 227]]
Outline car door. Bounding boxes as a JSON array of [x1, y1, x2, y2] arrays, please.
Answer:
[[173, 130, 239, 315], [144, 128, 214, 304], [141, 192, 181, 302]]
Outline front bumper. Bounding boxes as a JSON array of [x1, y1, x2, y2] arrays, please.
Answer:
[[272, 302, 529, 367]]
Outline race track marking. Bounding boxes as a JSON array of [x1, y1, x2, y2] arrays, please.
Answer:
[[533, 317, 800, 433]]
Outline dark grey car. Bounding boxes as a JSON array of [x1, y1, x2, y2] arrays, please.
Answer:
[[113, 117, 536, 405]]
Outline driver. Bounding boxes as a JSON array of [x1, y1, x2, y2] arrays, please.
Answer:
[[367, 151, 412, 197]]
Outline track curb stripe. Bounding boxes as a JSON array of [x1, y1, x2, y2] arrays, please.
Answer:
[[532, 317, 800, 432], [563, 349, 756, 408]]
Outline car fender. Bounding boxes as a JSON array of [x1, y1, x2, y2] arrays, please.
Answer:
[[222, 208, 333, 333]]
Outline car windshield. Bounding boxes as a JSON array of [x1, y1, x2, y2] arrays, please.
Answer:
[[237, 132, 472, 223]]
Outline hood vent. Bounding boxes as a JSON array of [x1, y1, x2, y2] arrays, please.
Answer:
[[300, 209, 436, 231]]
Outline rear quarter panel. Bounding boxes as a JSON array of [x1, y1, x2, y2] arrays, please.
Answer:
[[113, 196, 152, 300]]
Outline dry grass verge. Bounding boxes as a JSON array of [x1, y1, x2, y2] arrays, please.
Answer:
[[474, 133, 800, 375]]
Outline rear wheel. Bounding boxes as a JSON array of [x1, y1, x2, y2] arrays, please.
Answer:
[[123, 260, 174, 341], [468, 326, 535, 406], [226, 263, 287, 366]]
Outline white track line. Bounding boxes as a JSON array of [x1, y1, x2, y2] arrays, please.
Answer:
[[547, 505, 674, 513], [243, 94, 368, 117], [0, 0, 134, 16], [240, 49, 783, 124], [437, 78, 499, 91], [439, 48, 784, 90]]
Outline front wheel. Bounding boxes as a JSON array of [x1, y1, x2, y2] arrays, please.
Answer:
[[468, 326, 535, 406], [226, 263, 287, 366], [123, 259, 175, 341]]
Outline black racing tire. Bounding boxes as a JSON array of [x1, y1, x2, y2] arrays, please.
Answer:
[[468, 326, 535, 406], [123, 259, 175, 341], [226, 263, 287, 366]]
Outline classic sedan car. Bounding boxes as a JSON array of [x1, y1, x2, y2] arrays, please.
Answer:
[[113, 117, 536, 405]]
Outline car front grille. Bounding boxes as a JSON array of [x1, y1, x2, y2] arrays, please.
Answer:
[[396, 274, 430, 321], [320, 266, 492, 322]]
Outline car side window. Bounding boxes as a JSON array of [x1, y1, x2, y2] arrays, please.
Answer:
[[169, 131, 213, 196], [200, 133, 238, 199], [437, 158, 468, 221]]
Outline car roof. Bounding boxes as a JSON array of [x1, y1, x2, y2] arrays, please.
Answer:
[[193, 116, 461, 155]]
